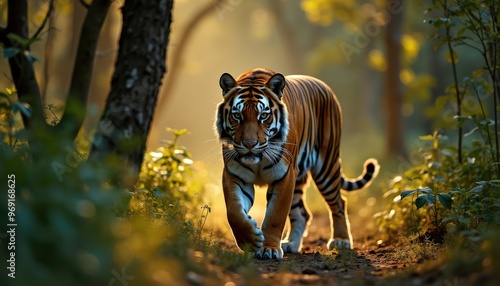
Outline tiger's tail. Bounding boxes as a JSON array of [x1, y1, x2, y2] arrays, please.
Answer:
[[341, 159, 380, 191]]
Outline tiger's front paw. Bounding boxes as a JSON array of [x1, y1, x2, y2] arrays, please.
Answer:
[[281, 240, 302, 253], [233, 217, 265, 252], [255, 246, 284, 260], [327, 238, 352, 250]]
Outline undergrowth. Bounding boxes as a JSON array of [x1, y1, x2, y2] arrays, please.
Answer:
[[0, 91, 251, 285], [376, 0, 500, 281]]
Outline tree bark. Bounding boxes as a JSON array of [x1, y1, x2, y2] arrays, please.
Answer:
[[383, 0, 406, 157], [90, 0, 174, 187], [2, 0, 44, 129], [58, 0, 111, 138]]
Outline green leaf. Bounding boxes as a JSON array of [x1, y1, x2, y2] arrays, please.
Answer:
[[7, 33, 30, 47], [7, 33, 40, 48], [487, 180, 500, 186], [415, 196, 427, 209], [3, 47, 20, 59], [438, 193, 452, 209], [418, 187, 432, 194], [470, 185, 483, 193], [400, 190, 415, 199], [472, 68, 484, 79], [446, 49, 459, 64], [424, 194, 436, 204]]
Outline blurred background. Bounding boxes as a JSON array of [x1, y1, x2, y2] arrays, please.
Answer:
[[0, 0, 484, 238]]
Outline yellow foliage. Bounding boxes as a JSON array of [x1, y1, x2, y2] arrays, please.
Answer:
[[301, 0, 355, 26], [402, 34, 420, 62], [368, 49, 387, 71], [400, 68, 415, 85]]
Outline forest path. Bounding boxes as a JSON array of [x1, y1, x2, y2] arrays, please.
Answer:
[[212, 214, 447, 286]]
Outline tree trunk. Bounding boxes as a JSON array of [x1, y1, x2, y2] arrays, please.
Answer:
[[267, 0, 303, 74], [90, 0, 174, 187], [58, 0, 111, 139], [2, 0, 44, 128], [383, 0, 406, 157]]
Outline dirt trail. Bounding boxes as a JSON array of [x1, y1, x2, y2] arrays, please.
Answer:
[[213, 214, 435, 286], [251, 216, 407, 286]]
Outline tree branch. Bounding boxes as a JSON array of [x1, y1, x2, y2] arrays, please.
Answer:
[[57, 0, 111, 139], [31, 0, 54, 40]]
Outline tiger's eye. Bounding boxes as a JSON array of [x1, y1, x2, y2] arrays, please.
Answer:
[[260, 113, 270, 120], [232, 112, 242, 120]]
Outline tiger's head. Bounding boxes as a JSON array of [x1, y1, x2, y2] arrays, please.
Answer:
[[215, 70, 289, 165]]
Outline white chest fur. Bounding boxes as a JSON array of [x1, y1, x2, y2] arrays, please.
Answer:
[[226, 157, 290, 185]]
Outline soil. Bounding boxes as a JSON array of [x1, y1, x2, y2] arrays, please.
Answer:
[[205, 214, 456, 286]]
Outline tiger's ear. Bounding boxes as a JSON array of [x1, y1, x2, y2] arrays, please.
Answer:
[[266, 73, 286, 99], [219, 73, 237, 96]]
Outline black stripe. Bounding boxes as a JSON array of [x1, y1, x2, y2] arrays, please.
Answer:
[[242, 190, 254, 206], [316, 162, 340, 188], [234, 181, 254, 206], [325, 190, 340, 205], [226, 168, 249, 185], [366, 162, 375, 173], [290, 199, 304, 210], [266, 192, 272, 202], [271, 165, 290, 185]]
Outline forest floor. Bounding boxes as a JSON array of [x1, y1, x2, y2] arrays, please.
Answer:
[[202, 214, 470, 286]]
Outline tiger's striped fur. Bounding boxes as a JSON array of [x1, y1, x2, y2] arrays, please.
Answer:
[[215, 68, 379, 260]]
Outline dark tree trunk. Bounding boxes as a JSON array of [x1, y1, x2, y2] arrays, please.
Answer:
[[0, 0, 111, 139], [383, 0, 407, 157], [58, 0, 111, 138], [90, 0, 174, 187], [2, 0, 44, 128]]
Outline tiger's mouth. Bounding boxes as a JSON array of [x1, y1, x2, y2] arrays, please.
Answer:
[[240, 153, 263, 165]]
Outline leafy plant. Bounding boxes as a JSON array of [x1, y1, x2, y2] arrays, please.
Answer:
[[400, 186, 452, 233], [427, 0, 500, 174]]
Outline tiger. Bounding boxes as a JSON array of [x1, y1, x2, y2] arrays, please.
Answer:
[[215, 68, 379, 260]]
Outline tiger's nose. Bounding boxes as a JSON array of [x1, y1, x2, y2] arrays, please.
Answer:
[[242, 140, 258, 150]]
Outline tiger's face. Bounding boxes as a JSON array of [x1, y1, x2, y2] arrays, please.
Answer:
[[216, 72, 289, 165]]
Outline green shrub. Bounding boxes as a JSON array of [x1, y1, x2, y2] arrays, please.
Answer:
[[0, 91, 121, 286]]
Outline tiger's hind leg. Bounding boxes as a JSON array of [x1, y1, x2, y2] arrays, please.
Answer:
[[327, 195, 352, 249], [281, 175, 312, 253], [311, 161, 353, 249]]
